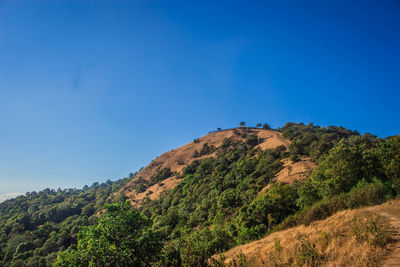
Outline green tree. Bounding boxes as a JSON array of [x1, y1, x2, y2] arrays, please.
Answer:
[[378, 136, 400, 194], [55, 201, 162, 267], [263, 123, 271, 130], [310, 141, 364, 198]]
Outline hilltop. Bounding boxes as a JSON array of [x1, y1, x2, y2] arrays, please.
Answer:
[[117, 127, 297, 205], [1, 122, 399, 267]]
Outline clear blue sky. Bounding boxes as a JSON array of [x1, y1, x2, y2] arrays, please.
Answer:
[[1, 0, 399, 198]]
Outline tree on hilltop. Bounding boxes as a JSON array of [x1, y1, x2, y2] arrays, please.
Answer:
[[263, 123, 271, 130]]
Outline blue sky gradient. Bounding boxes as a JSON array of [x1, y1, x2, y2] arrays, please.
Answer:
[[1, 0, 399, 198]]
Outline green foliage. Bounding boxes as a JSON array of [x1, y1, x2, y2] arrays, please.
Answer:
[[278, 179, 393, 231], [0, 178, 129, 266], [234, 183, 298, 243], [377, 135, 400, 194], [281, 122, 359, 161], [310, 141, 365, 197], [55, 201, 162, 266], [263, 123, 271, 130], [135, 184, 146, 193], [193, 143, 217, 158], [296, 179, 319, 209], [151, 168, 174, 184], [150, 124, 399, 264], [179, 227, 234, 267], [143, 140, 285, 264], [345, 178, 391, 208], [1, 122, 399, 266], [274, 237, 282, 252], [245, 134, 258, 147]]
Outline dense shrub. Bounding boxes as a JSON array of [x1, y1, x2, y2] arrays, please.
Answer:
[[55, 201, 163, 266], [151, 168, 174, 184]]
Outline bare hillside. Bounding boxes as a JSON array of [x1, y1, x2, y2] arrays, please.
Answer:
[[259, 158, 317, 194], [117, 128, 291, 205], [212, 199, 400, 267]]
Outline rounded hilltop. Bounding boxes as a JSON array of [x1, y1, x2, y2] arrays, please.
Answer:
[[117, 126, 292, 205]]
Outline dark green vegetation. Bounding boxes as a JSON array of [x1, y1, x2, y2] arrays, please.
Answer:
[[0, 178, 129, 266], [143, 137, 287, 266], [55, 201, 162, 267], [1, 123, 399, 266], [151, 168, 175, 184], [193, 142, 217, 158]]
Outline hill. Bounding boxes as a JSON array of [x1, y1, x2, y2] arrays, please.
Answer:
[[117, 127, 292, 205], [1, 122, 400, 267]]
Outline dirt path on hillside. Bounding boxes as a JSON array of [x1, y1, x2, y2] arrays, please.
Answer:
[[368, 202, 400, 267]]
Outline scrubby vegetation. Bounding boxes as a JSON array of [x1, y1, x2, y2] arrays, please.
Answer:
[[193, 142, 217, 158], [150, 168, 175, 184], [0, 123, 399, 266]]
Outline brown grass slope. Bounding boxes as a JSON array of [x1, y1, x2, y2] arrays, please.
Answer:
[[259, 158, 316, 194], [212, 199, 400, 267], [116, 128, 293, 205]]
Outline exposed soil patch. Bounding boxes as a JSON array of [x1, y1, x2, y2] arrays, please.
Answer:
[[366, 201, 400, 267], [259, 158, 316, 194]]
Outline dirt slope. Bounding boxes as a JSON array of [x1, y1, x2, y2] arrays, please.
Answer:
[[366, 202, 400, 267], [259, 158, 317, 194], [212, 200, 400, 267], [275, 158, 317, 184], [117, 128, 290, 205]]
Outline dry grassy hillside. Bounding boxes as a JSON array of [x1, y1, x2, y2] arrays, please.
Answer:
[[117, 128, 292, 205], [211, 199, 400, 267], [259, 158, 316, 194]]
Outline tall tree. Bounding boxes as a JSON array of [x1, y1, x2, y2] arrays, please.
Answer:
[[55, 201, 162, 267]]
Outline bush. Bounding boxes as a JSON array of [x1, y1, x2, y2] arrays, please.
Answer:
[[135, 184, 146, 193], [295, 235, 323, 267], [199, 143, 216, 156], [352, 213, 391, 248], [263, 123, 271, 130], [245, 134, 259, 147], [150, 168, 174, 184], [55, 201, 163, 266], [345, 179, 391, 208]]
